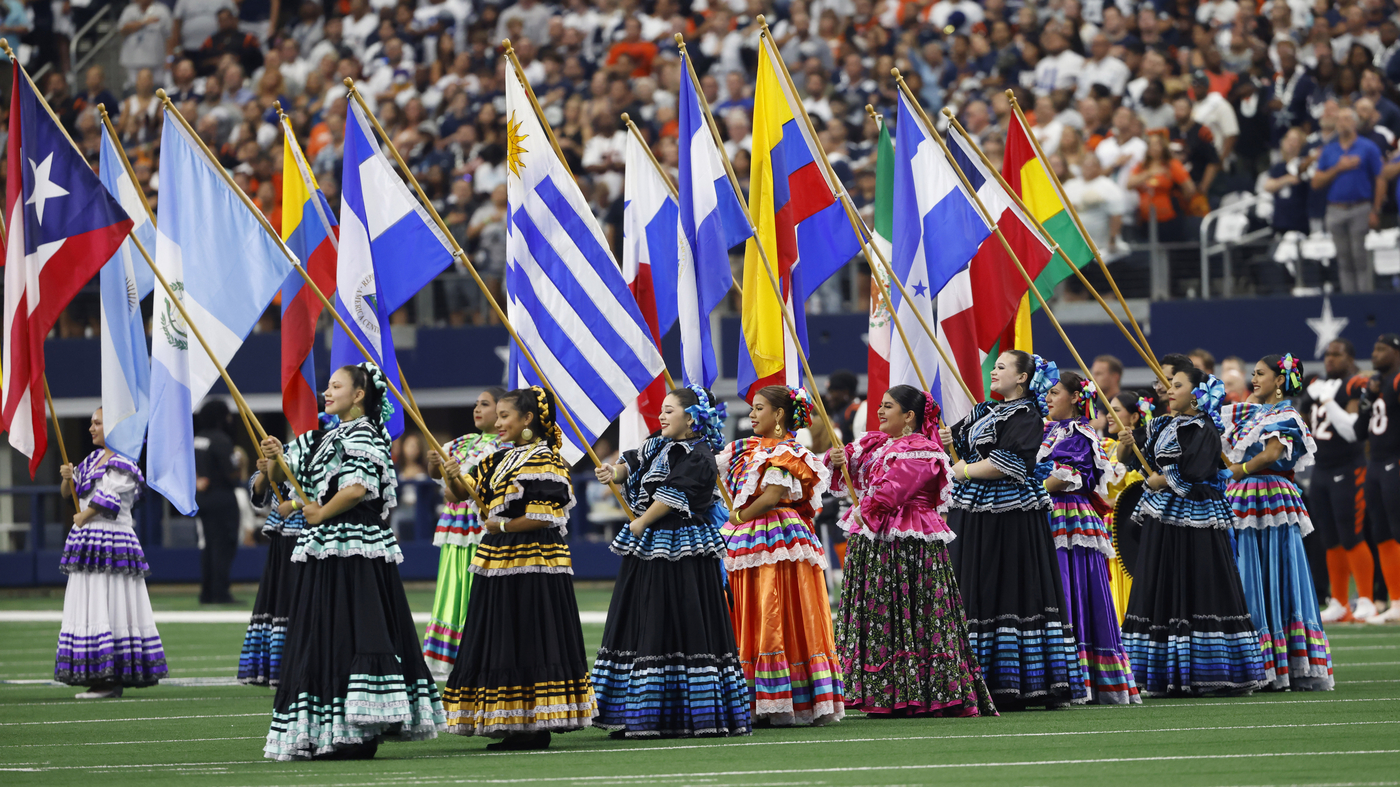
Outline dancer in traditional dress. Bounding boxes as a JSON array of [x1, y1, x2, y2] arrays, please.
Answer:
[[422, 387, 507, 680], [238, 412, 337, 686], [720, 385, 844, 726], [1039, 372, 1140, 705], [55, 409, 167, 699], [440, 386, 596, 750], [1119, 366, 1265, 696], [1103, 391, 1151, 624], [827, 385, 996, 717], [940, 351, 1085, 710], [1222, 354, 1333, 690], [590, 386, 751, 738], [260, 364, 444, 760]]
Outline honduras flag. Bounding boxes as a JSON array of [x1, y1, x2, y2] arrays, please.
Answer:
[[504, 66, 666, 464], [148, 111, 297, 515], [889, 91, 986, 424], [677, 54, 750, 388], [97, 123, 156, 462], [335, 100, 455, 439]]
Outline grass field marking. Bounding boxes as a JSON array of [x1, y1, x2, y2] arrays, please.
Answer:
[[2, 736, 263, 748], [1330, 645, 1400, 650], [0, 712, 267, 726], [2, 695, 270, 707], [1332, 661, 1400, 666]]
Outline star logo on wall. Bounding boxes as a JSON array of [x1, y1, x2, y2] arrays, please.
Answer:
[[1306, 295, 1348, 359]]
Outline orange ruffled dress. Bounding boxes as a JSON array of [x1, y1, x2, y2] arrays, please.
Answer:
[[718, 437, 844, 726]]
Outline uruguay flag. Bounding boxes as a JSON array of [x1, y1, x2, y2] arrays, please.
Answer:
[[98, 122, 156, 462], [504, 66, 666, 464], [4, 64, 132, 476], [148, 111, 297, 515], [889, 92, 985, 424], [335, 100, 455, 439], [677, 52, 750, 388]]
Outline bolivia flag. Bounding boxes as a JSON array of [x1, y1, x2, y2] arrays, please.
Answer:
[[865, 116, 894, 433], [279, 119, 338, 435]]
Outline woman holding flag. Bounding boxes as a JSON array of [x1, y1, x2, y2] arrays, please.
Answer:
[[1221, 354, 1333, 691], [422, 387, 507, 680], [590, 386, 752, 739], [259, 364, 445, 760], [1103, 391, 1151, 623], [940, 351, 1087, 710], [827, 385, 996, 718], [1038, 372, 1141, 705], [719, 386, 845, 727]]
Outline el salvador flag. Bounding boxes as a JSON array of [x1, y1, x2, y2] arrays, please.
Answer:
[[503, 67, 666, 464], [98, 123, 156, 462], [148, 111, 297, 515], [677, 54, 750, 388], [335, 100, 455, 439], [889, 92, 986, 423]]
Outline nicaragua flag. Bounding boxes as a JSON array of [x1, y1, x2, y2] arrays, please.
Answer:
[[503, 65, 666, 464], [335, 100, 455, 439], [677, 52, 750, 389], [3, 63, 133, 477], [618, 128, 674, 452], [889, 92, 985, 424], [97, 122, 156, 462], [148, 110, 296, 515], [280, 116, 338, 437]]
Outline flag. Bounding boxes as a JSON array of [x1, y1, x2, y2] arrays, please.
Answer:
[[97, 123, 156, 462], [503, 66, 666, 464], [148, 110, 297, 515], [865, 115, 894, 433], [4, 64, 133, 476], [738, 35, 862, 401], [889, 91, 984, 424], [678, 54, 751, 389], [618, 129, 674, 451], [336, 100, 455, 439], [280, 117, 338, 436]]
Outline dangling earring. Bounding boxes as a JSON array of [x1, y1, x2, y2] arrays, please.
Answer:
[[901, 424, 914, 437], [773, 424, 784, 438], [521, 428, 535, 443]]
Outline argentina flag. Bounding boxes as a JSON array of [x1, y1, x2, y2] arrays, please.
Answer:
[[504, 67, 666, 464]]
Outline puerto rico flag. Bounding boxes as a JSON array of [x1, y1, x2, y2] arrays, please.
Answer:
[[3, 63, 133, 475]]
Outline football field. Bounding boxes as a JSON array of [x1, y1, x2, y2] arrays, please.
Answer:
[[2, 582, 1398, 787]]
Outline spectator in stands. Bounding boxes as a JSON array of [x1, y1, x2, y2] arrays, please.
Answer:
[[0, 0, 31, 54], [1263, 127, 1314, 239], [1097, 105, 1146, 188], [1359, 67, 1400, 138], [1091, 354, 1124, 402], [825, 369, 861, 443], [170, 0, 236, 56], [1129, 130, 1195, 242], [1078, 34, 1131, 100], [1066, 153, 1128, 255], [1189, 70, 1239, 168], [1314, 107, 1382, 293], [1189, 349, 1216, 375], [118, 0, 172, 86], [197, 8, 264, 76], [72, 65, 118, 123]]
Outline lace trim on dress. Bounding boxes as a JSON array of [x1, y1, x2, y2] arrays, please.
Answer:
[[1221, 404, 1318, 473]]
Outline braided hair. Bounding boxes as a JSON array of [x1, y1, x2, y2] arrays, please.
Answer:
[[337, 364, 389, 425], [500, 386, 563, 447], [754, 385, 813, 434]]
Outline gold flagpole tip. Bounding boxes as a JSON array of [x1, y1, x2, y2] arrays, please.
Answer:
[[674, 32, 685, 46], [343, 76, 355, 88], [502, 39, 514, 54], [756, 14, 765, 25], [156, 88, 168, 100], [97, 102, 106, 115], [274, 99, 284, 113], [620, 112, 630, 123], [1005, 88, 1016, 99], [0, 39, 13, 57], [941, 107, 954, 117], [890, 67, 901, 78]]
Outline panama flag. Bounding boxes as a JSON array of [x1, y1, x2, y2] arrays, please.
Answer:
[[280, 116, 338, 436], [147, 110, 296, 515], [335, 100, 455, 439], [3, 64, 133, 476], [97, 122, 156, 462], [889, 91, 984, 424], [677, 53, 750, 389], [865, 115, 894, 433], [618, 130, 675, 451]]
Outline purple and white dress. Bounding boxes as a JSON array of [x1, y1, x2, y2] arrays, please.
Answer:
[[54, 450, 168, 688]]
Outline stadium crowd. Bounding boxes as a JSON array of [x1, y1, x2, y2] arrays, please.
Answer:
[[4, 0, 1400, 338]]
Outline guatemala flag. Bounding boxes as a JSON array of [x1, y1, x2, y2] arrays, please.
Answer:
[[335, 100, 455, 439], [148, 111, 296, 515], [677, 53, 750, 389], [504, 66, 666, 464], [98, 122, 156, 462], [889, 91, 986, 424]]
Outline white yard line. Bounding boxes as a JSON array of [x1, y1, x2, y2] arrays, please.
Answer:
[[0, 712, 266, 726], [0, 611, 610, 625]]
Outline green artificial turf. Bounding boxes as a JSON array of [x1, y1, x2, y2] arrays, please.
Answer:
[[1, 585, 1397, 787]]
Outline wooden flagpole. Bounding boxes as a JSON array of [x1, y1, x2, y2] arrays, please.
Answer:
[[893, 71, 1151, 469]]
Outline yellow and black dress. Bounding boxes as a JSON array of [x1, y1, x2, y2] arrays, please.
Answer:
[[441, 441, 598, 737], [1101, 434, 1144, 625]]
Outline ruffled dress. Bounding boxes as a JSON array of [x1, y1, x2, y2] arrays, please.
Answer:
[[54, 451, 167, 688], [264, 417, 445, 760], [718, 436, 844, 726], [1037, 420, 1140, 705], [424, 432, 504, 679], [829, 431, 996, 717], [441, 442, 598, 737], [1122, 414, 1265, 696], [946, 398, 1086, 709], [1101, 434, 1142, 625], [238, 476, 307, 686], [1221, 402, 1333, 691], [591, 437, 751, 737]]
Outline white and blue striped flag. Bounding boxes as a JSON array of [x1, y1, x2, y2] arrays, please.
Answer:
[[503, 66, 666, 464], [98, 123, 156, 462], [334, 100, 455, 439], [147, 112, 297, 515], [677, 55, 750, 388]]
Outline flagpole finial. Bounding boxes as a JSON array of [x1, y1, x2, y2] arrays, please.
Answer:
[[674, 32, 686, 48], [865, 104, 877, 123], [1006, 88, 1016, 99], [890, 67, 902, 79], [274, 99, 285, 119], [620, 112, 631, 124], [502, 38, 515, 54], [155, 88, 169, 102], [0, 39, 13, 59], [343, 76, 355, 89], [941, 107, 954, 118], [756, 13, 765, 25]]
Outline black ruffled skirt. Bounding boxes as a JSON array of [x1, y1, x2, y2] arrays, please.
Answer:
[[239, 531, 299, 686]]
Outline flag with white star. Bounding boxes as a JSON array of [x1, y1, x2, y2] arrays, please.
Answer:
[[3, 61, 133, 476]]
